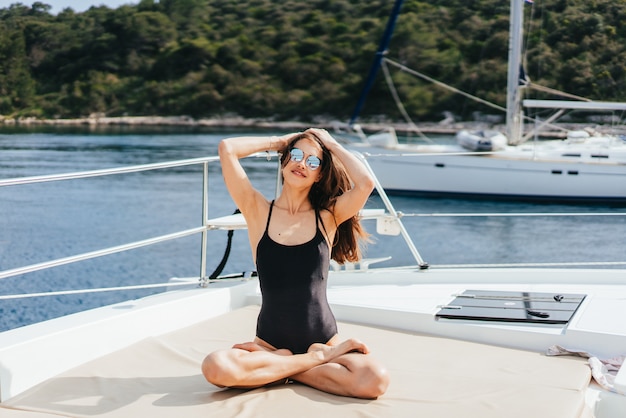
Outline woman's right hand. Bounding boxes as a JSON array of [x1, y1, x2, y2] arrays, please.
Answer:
[[272, 132, 301, 153], [307, 338, 370, 363]]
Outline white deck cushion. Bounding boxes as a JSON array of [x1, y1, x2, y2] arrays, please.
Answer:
[[0, 305, 592, 418]]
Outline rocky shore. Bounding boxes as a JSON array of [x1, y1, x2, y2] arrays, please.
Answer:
[[1, 114, 624, 138], [0, 114, 460, 134]]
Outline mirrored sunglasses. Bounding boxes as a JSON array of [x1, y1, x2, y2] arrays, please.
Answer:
[[289, 147, 322, 170]]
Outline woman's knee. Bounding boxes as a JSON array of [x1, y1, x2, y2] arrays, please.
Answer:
[[356, 365, 389, 399], [349, 358, 390, 399], [201, 350, 233, 387]]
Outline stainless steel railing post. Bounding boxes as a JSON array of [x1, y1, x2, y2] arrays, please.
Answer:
[[353, 151, 429, 269], [199, 161, 210, 287]]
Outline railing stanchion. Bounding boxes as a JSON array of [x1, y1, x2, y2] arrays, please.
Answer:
[[353, 151, 429, 269], [200, 161, 209, 287]]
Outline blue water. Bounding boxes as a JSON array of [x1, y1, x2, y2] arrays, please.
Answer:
[[1, 129, 625, 332]]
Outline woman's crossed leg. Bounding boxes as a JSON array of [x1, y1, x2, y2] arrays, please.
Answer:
[[202, 338, 389, 399]]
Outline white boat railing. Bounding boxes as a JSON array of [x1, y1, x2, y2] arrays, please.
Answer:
[[0, 151, 429, 302], [1, 151, 625, 304], [1, 156, 219, 285]]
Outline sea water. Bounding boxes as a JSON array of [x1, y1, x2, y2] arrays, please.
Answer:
[[1, 128, 625, 332]]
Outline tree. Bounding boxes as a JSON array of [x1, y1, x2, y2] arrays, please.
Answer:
[[0, 0, 624, 121]]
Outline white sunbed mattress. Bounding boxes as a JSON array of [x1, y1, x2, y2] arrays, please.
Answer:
[[0, 305, 592, 418]]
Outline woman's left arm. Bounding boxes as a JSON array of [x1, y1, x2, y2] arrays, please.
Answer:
[[308, 128, 375, 224]]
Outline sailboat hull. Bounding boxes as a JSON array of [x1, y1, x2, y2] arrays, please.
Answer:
[[354, 143, 626, 202]]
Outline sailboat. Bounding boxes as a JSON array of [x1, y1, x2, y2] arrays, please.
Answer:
[[346, 0, 626, 203]]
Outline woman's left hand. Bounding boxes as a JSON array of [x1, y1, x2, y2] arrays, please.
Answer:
[[305, 128, 340, 149]]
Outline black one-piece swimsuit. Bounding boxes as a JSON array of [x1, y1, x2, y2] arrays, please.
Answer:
[[255, 201, 337, 355]]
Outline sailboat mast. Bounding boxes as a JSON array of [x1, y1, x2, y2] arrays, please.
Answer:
[[506, 0, 524, 144], [349, 0, 405, 126]]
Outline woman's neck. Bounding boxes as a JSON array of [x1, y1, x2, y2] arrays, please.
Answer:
[[274, 193, 312, 216]]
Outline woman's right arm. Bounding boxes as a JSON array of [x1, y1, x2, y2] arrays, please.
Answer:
[[218, 134, 295, 215]]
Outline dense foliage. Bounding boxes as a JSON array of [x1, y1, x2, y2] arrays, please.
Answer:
[[1, 0, 625, 122]]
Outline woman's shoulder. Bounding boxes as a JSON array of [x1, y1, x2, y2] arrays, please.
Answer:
[[317, 207, 338, 230], [240, 194, 271, 225]]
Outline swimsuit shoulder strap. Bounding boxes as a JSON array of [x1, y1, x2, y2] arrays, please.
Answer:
[[264, 200, 275, 234], [316, 207, 331, 245]]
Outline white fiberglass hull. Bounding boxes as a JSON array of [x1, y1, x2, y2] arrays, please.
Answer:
[[351, 141, 626, 202]]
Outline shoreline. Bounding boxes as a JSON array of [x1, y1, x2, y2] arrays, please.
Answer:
[[1, 115, 624, 138], [0, 115, 470, 134]]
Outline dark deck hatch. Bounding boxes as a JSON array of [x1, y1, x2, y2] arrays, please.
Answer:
[[435, 290, 586, 325]]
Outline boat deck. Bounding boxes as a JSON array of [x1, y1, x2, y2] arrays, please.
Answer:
[[1, 150, 625, 417], [0, 305, 592, 418], [325, 267, 626, 359]]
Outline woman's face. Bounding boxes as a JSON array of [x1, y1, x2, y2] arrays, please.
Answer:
[[283, 138, 323, 186]]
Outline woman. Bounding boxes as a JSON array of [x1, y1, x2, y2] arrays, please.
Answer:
[[201, 128, 389, 399]]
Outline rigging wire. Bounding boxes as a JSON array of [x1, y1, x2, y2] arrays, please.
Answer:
[[432, 261, 626, 269], [383, 57, 593, 137], [380, 59, 434, 143], [0, 276, 252, 301], [522, 0, 534, 75], [3, 256, 625, 301], [398, 212, 626, 218], [527, 83, 591, 102], [382, 3, 599, 137], [521, 2, 588, 104], [3, 207, 624, 301], [384, 58, 507, 114]]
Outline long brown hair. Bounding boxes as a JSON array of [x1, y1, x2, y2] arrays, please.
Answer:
[[279, 131, 369, 264]]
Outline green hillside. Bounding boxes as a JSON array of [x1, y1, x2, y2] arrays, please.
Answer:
[[1, 0, 625, 122]]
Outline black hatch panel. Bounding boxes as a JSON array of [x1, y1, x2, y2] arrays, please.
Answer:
[[435, 290, 586, 325]]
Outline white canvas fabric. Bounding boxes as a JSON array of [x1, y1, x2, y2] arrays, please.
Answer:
[[1, 306, 592, 418]]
